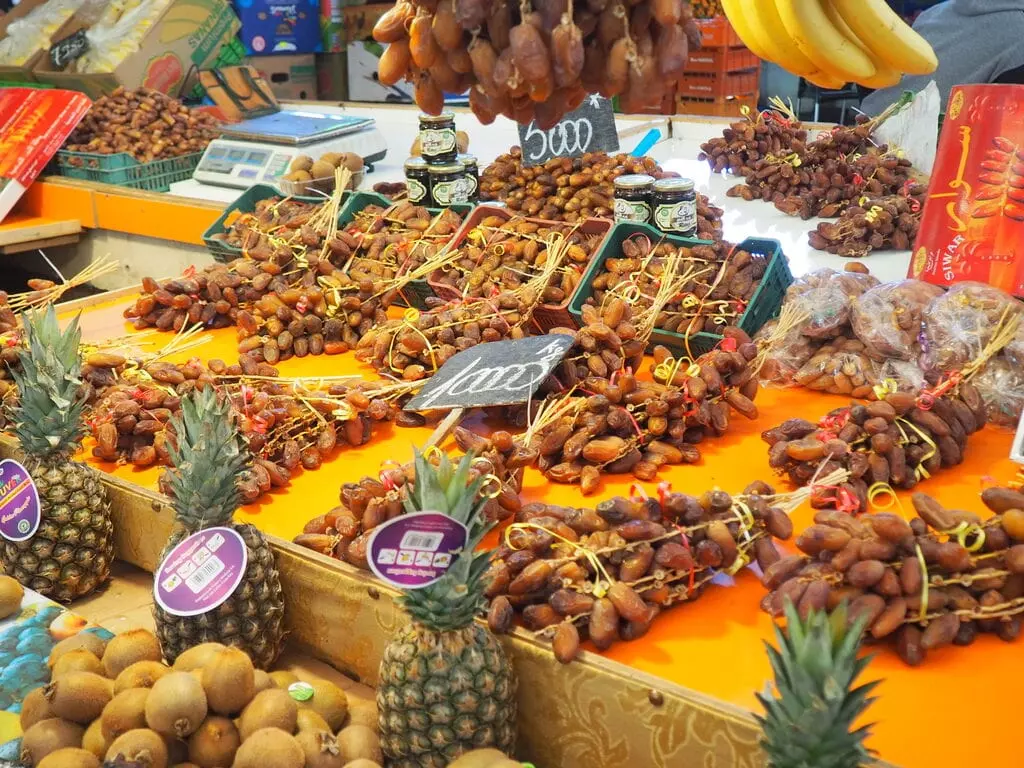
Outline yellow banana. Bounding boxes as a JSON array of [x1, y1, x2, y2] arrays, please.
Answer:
[[831, 0, 938, 76], [740, 0, 818, 77], [720, 0, 774, 61], [823, 0, 902, 88], [775, 0, 877, 84]]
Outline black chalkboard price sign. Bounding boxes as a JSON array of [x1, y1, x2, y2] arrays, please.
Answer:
[[405, 334, 575, 412], [517, 95, 620, 167], [50, 30, 89, 71]]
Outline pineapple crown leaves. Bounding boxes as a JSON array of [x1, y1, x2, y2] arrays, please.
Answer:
[[10, 306, 87, 458], [399, 449, 496, 631], [164, 385, 251, 531], [755, 601, 879, 768]]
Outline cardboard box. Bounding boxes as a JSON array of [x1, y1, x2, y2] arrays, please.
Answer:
[[249, 53, 315, 101], [315, 51, 347, 100], [237, 0, 321, 55], [346, 39, 410, 103], [911, 84, 1024, 295], [32, 0, 240, 99], [0, 0, 67, 84]]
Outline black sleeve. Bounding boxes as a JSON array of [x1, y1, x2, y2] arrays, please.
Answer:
[[995, 64, 1024, 84]]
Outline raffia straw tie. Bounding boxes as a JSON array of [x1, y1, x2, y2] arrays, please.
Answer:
[[505, 522, 613, 596], [914, 543, 930, 623]]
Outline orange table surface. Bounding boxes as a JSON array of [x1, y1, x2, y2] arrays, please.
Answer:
[[65, 293, 1021, 768]]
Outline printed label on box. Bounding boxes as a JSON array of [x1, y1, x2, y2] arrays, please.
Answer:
[[154, 526, 248, 616], [367, 512, 467, 589], [0, 459, 40, 543]]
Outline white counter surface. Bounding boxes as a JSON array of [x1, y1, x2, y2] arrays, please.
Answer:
[[170, 103, 914, 284]]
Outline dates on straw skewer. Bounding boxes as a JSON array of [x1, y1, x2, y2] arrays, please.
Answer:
[[762, 486, 1024, 666]]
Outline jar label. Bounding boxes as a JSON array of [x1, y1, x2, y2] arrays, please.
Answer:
[[407, 178, 427, 203], [420, 128, 456, 157], [367, 511, 468, 589], [654, 201, 698, 233], [614, 198, 651, 223], [0, 459, 40, 542], [153, 527, 248, 617], [432, 179, 468, 206], [462, 174, 478, 198]]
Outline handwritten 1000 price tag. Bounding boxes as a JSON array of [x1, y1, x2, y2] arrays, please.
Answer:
[[517, 95, 620, 167]]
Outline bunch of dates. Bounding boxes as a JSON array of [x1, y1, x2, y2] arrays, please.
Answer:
[[294, 439, 522, 567], [763, 386, 988, 513], [430, 213, 600, 302], [373, 0, 701, 125], [699, 113, 808, 176], [206, 197, 324, 255], [355, 290, 536, 380], [554, 297, 645, 384], [485, 480, 793, 662], [342, 202, 465, 284], [809, 190, 926, 257], [762, 486, 1024, 665], [583, 235, 765, 336]]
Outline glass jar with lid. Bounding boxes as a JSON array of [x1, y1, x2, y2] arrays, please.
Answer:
[[613, 174, 655, 224], [404, 157, 430, 205], [419, 113, 458, 164], [652, 177, 698, 236], [429, 163, 466, 207]]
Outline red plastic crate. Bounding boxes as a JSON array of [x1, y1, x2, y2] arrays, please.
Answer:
[[695, 16, 744, 47], [686, 46, 760, 74], [677, 93, 758, 118], [679, 68, 760, 98]]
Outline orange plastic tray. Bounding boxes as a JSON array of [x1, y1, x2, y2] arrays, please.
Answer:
[[64, 292, 1023, 768]]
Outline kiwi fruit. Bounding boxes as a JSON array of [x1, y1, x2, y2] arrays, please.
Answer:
[[105, 729, 168, 768], [186, 716, 240, 768], [103, 630, 162, 678], [269, 670, 299, 689], [201, 647, 255, 716], [290, 155, 314, 173], [52, 650, 104, 679], [36, 747, 100, 768], [0, 574, 24, 618], [253, 669, 273, 695], [45, 672, 113, 724], [21, 687, 56, 731], [410, 136, 422, 156], [456, 130, 469, 154], [233, 728, 303, 768], [114, 661, 170, 694], [171, 643, 225, 672], [446, 749, 519, 768], [21, 719, 87, 765], [295, 708, 331, 733], [173, 763, 202, 768], [145, 672, 208, 738], [340, 762, 381, 768], [238, 689, 298, 740], [319, 152, 342, 168], [344, 699, 377, 730], [304, 680, 348, 732], [101, 688, 150, 740], [340, 153, 363, 173], [295, 730, 344, 768], [81, 719, 111, 760], [49, 633, 107, 668], [286, 170, 312, 182], [334, 726, 380, 764], [309, 161, 335, 180]]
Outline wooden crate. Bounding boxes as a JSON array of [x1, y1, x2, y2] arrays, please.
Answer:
[[686, 46, 760, 75], [677, 92, 758, 117], [694, 16, 744, 47], [679, 68, 761, 99]]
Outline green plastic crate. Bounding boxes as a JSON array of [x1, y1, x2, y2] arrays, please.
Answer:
[[338, 192, 473, 311], [568, 224, 792, 358], [202, 183, 326, 263], [54, 150, 203, 192]]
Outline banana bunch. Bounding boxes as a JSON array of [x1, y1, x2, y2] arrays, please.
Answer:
[[721, 0, 937, 89]]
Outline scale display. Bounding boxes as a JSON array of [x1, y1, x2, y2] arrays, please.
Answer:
[[219, 111, 375, 146]]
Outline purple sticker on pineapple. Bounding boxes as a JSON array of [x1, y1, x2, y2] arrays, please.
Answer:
[[153, 527, 248, 617], [0, 458, 40, 542], [367, 512, 468, 589]]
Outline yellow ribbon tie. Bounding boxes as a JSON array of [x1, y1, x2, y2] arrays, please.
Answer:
[[872, 378, 899, 401], [504, 522, 613, 596], [867, 482, 901, 511], [914, 543, 929, 623]]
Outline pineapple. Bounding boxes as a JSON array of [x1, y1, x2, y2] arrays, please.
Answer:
[[0, 307, 112, 602], [152, 385, 285, 670], [378, 450, 517, 768], [756, 601, 879, 768]]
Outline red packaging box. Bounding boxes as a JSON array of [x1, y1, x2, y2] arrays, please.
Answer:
[[911, 84, 1024, 295]]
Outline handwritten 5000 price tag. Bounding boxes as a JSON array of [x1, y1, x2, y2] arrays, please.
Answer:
[[517, 95, 620, 167]]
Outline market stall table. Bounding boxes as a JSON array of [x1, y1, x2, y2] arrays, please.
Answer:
[[32, 286, 1020, 768]]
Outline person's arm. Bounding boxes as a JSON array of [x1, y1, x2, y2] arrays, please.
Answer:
[[995, 64, 1024, 84]]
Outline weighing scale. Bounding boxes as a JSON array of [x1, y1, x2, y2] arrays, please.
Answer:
[[191, 110, 388, 190]]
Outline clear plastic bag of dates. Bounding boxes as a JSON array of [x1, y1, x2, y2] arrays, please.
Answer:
[[974, 357, 1024, 428], [851, 279, 944, 360], [753, 318, 820, 386], [1004, 322, 1024, 369], [793, 336, 878, 397], [786, 268, 880, 339], [920, 281, 1024, 377], [873, 358, 928, 397]]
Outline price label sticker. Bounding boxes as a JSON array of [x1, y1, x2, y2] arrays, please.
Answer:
[[367, 512, 468, 589], [0, 459, 40, 542], [153, 527, 248, 617]]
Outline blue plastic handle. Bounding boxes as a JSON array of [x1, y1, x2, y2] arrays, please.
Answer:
[[631, 129, 661, 157]]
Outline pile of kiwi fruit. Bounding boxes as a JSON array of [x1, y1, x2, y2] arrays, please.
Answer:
[[0, 574, 24, 619], [18, 628, 383, 768], [282, 153, 364, 185]]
